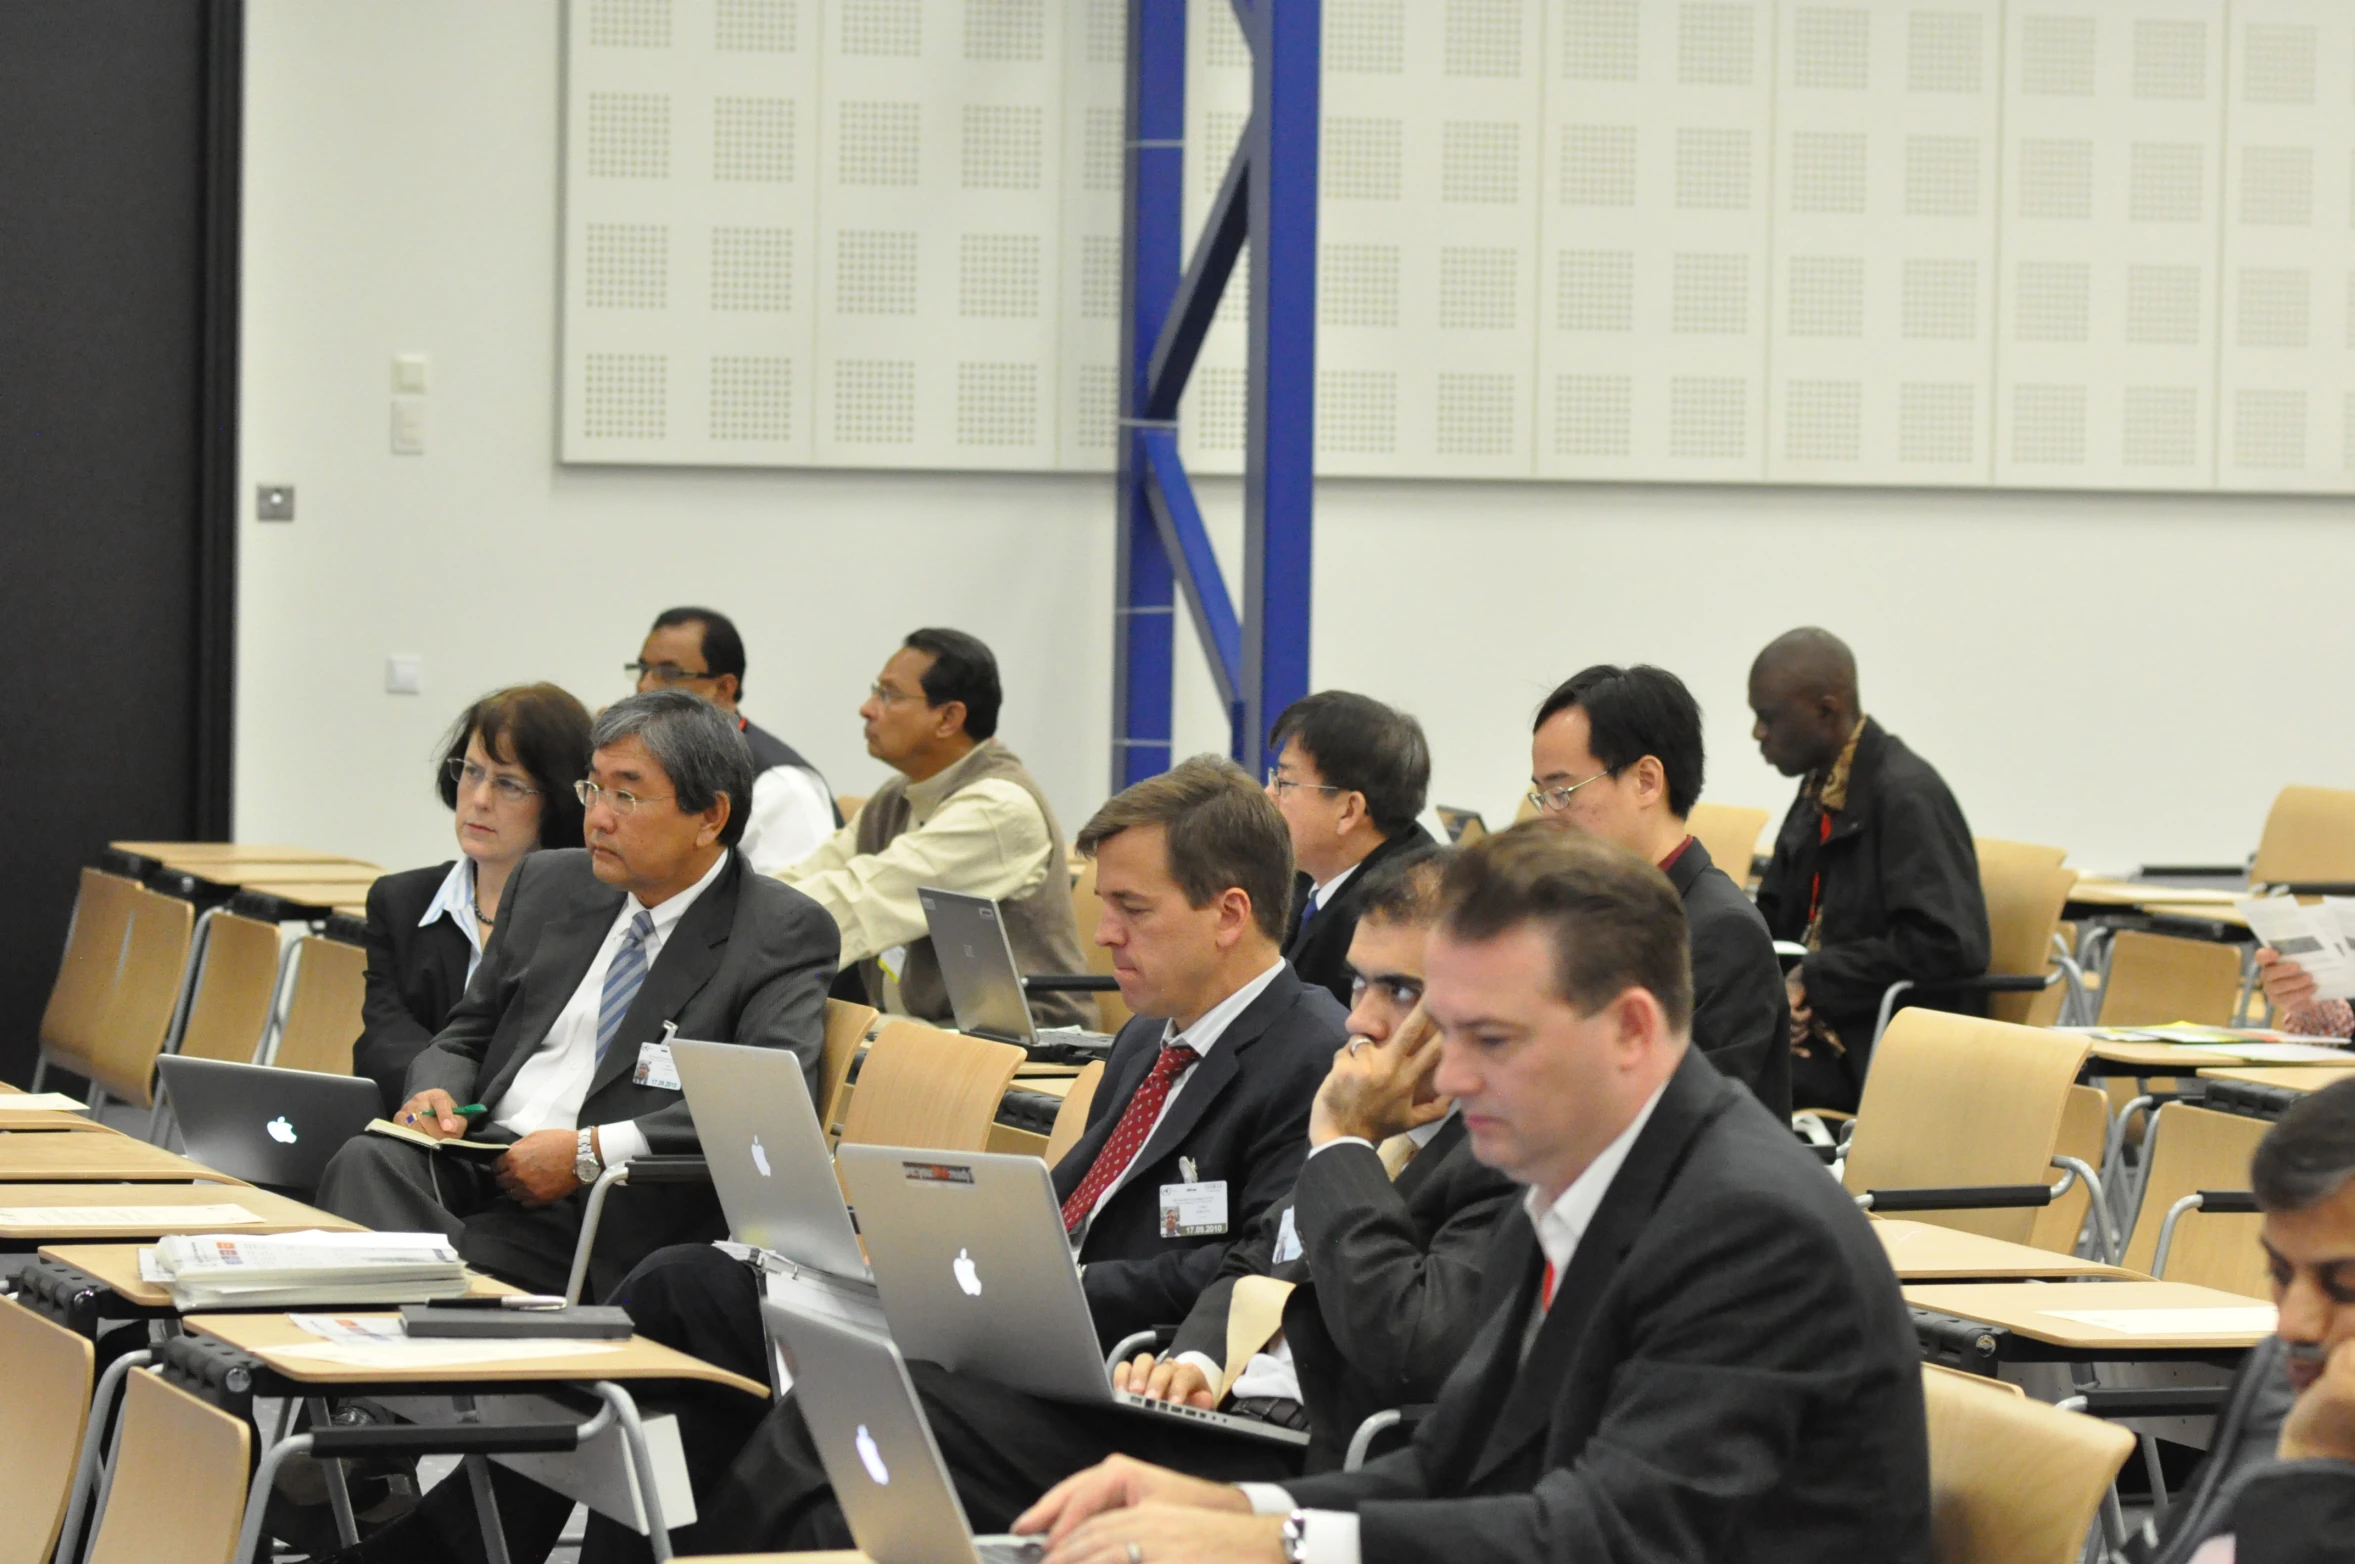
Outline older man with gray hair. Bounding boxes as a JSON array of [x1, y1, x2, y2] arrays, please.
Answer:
[[315, 689, 840, 1297]]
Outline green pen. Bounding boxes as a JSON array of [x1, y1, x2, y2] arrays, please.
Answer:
[[456, 1104, 488, 1116]]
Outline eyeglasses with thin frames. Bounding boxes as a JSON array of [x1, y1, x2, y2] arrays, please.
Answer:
[[1526, 770, 1615, 814], [446, 757, 542, 804], [867, 681, 922, 706], [624, 661, 714, 686], [1265, 768, 1345, 799], [574, 779, 675, 816]]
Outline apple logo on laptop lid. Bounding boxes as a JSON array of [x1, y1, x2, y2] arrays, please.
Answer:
[[952, 1247, 982, 1297], [266, 1116, 298, 1145], [855, 1424, 890, 1486], [751, 1135, 772, 1178]]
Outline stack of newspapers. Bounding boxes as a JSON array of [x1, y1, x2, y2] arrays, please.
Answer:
[[142, 1230, 471, 1309]]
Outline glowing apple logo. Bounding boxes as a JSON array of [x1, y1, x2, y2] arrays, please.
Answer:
[[266, 1116, 298, 1145], [952, 1247, 983, 1297], [855, 1423, 890, 1486], [750, 1135, 772, 1178]]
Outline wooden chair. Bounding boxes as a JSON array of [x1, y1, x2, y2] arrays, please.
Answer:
[[818, 998, 880, 1133], [83, 888, 196, 1111], [1874, 841, 2077, 1042], [2251, 785, 2355, 886], [1044, 1061, 1106, 1168], [1687, 803, 1768, 880], [1069, 858, 1132, 1032], [835, 793, 867, 826], [34, 869, 141, 1089], [269, 935, 366, 1076], [2026, 1085, 2110, 1254], [837, 1021, 1025, 1152], [2097, 931, 2243, 1028], [172, 911, 284, 1064], [85, 1368, 251, 1564], [0, 1296, 95, 1564], [1924, 1364, 2133, 1564], [2118, 1103, 2271, 1299], [1844, 1010, 2094, 1245]]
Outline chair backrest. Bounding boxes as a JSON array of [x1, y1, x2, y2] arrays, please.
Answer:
[[173, 912, 284, 1065], [2026, 1084, 2111, 1254], [2119, 1103, 2272, 1297], [1844, 1010, 2091, 1242], [1069, 858, 1132, 1032], [838, 1021, 1025, 1152], [1924, 1363, 2133, 1564], [2097, 930, 2244, 1028], [86, 889, 197, 1109], [818, 998, 879, 1132], [1972, 840, 2078, 1026], [835, 793, 867, 826], [39, 870, 142, 1067], [0, 1296, 95, 1564], [2252, 785, 2355, 885], [1687, 803, 1768, 880], [85, 1368, 252, 1564], [271, 935, 366, 1076], [1044, 1060, 1106, 1169]]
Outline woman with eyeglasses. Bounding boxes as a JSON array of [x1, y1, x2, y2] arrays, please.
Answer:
[[352, 683, 594, 1111]]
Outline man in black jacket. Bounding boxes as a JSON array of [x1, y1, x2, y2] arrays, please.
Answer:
[[1266, 691, 1435, 1008], [1529, 665, 1790, 1116], [1013, 825, 1931, 1564], [1749, 627, 1989, 1112]]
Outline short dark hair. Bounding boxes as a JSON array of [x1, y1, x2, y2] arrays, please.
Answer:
[[1438, 821, 1694, 1033], [1076, 755, 1295, 943], [1353, 843, 1453, 929], [652, 606, 747, 690], [2253, 1078, 2355, 1211], [590, 689, 758, 848], [903, 628, 1002, 740], [1267, 691, 1431, 836], [1532, 665, 1706, 818], [437, 684, 595, 850]]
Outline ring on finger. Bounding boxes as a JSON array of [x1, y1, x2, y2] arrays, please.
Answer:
[[1127, 1545, 1144, 1564], [1346, 1038, 1365, 1056]]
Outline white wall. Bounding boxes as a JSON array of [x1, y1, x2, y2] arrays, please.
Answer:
[[240, 0, 2355, 880]]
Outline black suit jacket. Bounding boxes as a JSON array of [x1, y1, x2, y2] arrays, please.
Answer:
[[1755, 719, 1989, 1064], [1054, 962, 1347, 1348], [1171, 1116, 1518, 1469], [1286, 1047, 1932, 1564], [1282, 825, 1436, 1009], [407, 848, 839, 1279], [1669, 839, 1792, 1120], [354, 862, 479, 1114]]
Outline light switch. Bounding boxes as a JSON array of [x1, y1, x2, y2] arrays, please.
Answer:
[[391, 396, 428, 455], [392, 353, 430, 394], [385, 655, 424, 695], [256, 485, 295, 521]]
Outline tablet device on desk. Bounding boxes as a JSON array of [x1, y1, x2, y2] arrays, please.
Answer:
[[156, 1056, 381, 1193]]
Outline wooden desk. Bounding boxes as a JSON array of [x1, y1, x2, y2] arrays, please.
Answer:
[[0, 1184, 358, 1241], [235, 880, 373, 915], [187, 1312, 769, 1395], [189, 862, 384, 888], [1874, 1220, 2144, 1281], [1905, 1281, 2276, 1352], [2199, 1066, 2355, 1093], [111, 842, 364, 865], [0, 1108, 119, 1134], [0, 1134, 245, 1183], [36, 1243, 520, 1311], [2066, 880, 2244, 910], [2142, 902, 2253, 931], [2084, 1040, 2247, 1073]]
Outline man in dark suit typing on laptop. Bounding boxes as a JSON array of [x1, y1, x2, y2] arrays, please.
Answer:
[[315, 690, 839, 1299], [1014, 824, 1931, 1564]]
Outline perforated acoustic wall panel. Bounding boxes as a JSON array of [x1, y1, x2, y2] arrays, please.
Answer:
[[564, 0, 2355, 492]]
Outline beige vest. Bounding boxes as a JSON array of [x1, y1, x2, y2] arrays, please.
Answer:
[[854, 739, 1094, 1028]]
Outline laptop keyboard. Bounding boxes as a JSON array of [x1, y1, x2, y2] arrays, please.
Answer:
[[976, 1537, 1045, 1564]]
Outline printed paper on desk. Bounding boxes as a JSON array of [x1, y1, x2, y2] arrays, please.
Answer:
[[2236, 897, 2355, 1000], [289, 1313, 408, 1344], [0, 1203, 262, 1228], [0, 1093, 90, 1112], [2043, 1306, 2279, 1337]]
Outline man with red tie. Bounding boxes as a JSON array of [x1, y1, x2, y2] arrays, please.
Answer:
[[1012, 824, 1932, 1564]]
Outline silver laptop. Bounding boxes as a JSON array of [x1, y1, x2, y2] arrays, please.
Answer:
[[155, 1056, 382, 1192], [836, 1146, 1308, 1447], [919, 888, 1113, 1051], [672, 1039, 877, 1301], [764, 1296, 1043, 1564]]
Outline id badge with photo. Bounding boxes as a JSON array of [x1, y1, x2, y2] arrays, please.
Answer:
[[1158, 1179, 1228, 1238], [633, 1041, 682, 1091]]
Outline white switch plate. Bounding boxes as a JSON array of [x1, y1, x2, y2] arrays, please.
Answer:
[[385, 656, 423, 695], [392, 353, 430, 394], [391, 396, 428, 455]]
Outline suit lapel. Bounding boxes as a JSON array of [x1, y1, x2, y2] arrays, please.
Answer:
[[584, 853, 742, 1099], [1052, 1019, 1162, 1195], [1125, 966, 1298, 1173], [480, 902, 619, 1102]]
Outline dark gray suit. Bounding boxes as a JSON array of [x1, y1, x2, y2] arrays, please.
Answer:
[[315, 846, 837, 1297], [1281, 1046, 1932, 1564]]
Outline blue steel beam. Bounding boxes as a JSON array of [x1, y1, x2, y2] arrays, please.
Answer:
[[1143, 131, 1249, 422], [1138, 429, 1245, 750]]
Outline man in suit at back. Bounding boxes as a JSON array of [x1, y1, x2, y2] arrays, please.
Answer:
[[1016, 824, 1931, 1564], [316, 690, 839, 1298], [1264, 692, 1435, 1009], [1529, 664, 1791, 1116]]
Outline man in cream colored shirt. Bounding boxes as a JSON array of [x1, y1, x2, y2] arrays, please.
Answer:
[[778, 627, 1091, 1026]]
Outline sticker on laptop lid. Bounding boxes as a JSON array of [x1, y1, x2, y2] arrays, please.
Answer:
[[900, 1161, 976, 1185]]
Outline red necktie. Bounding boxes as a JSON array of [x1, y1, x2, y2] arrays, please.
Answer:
[[1061, 1044, 1200, 1234], [1540, 1259, 1558, 1311]]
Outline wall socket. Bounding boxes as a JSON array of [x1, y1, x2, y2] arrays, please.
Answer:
[[385, 655, 424, 695], [391, 396, 428, 455], [392, 352, 430, 394], [256, 485, 295, 521]]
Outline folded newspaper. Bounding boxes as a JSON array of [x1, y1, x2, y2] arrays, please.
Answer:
[[141, 1229, 472, 1309]]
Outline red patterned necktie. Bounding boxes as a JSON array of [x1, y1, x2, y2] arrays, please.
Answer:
[[1060, 1043, 1200, 1234]]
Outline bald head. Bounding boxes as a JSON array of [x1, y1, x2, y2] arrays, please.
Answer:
[[1747, 628, 1862, 778]]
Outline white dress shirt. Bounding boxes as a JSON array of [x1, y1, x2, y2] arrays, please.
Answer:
[[1071, 958, 1288, 1242], [1301, 861, 1359, 923], [488, 849, 730, 1169], [418, 855, 489, 984], [738, 764, 838, 876], [1239, 1083, 1670, 1564]]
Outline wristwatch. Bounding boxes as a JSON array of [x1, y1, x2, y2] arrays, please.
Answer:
[[1279, 1509, 1309, 1564], [574, 1127, 602, 1186]]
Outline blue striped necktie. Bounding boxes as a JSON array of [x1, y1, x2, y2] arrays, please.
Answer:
[[594, 911, 655, 1063]]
